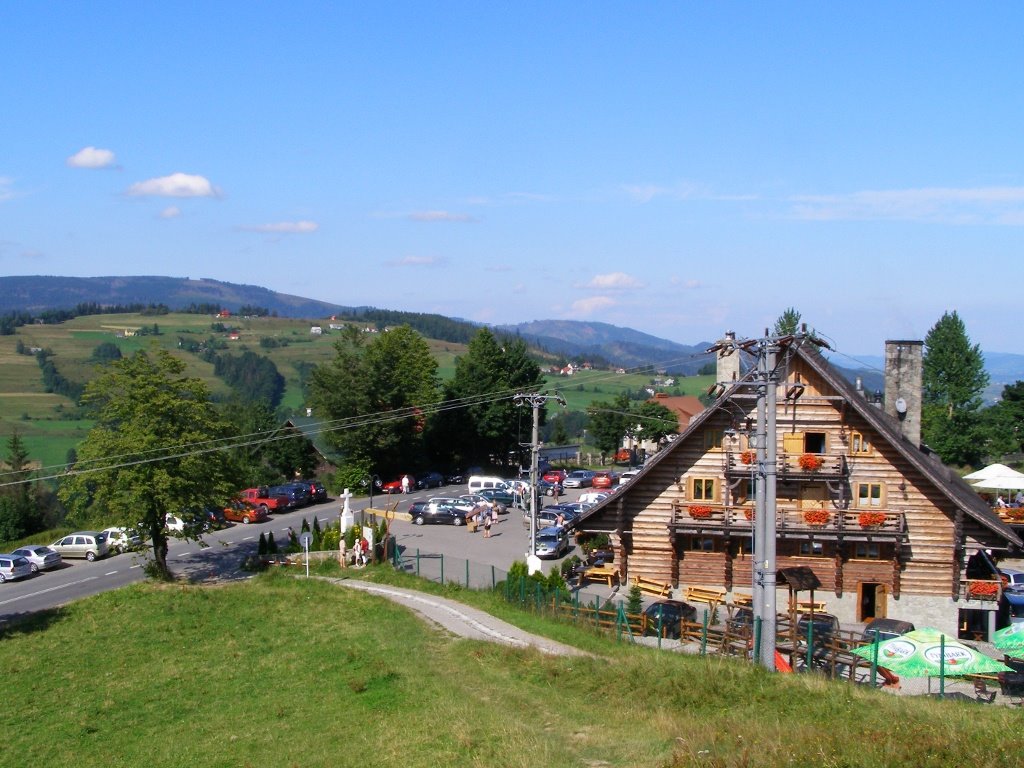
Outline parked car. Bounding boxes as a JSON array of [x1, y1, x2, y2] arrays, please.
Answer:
[[427, 495, 476, 515], [861, 617, 915, 643], [293, 479, 328, 503], [592, 470, 619, 489], [619, 469, 641, 484], [0, 554, 33, 582], [165, 514, 187, 533], [796, 613, 841, 645], [50, 531, 110, 561], [240, 486, 292, 513], [199, 506, 230, 530], [535, 526, 570, 559], [562, 470, 596, 489], [643, 600, 698, 639], [445, 470, 466, 485], [222, 501, 270, 525], [415, 471, 445, 490], [542, 469, 567, 484], [101, 527, 142, 553], [10, 544, 62, 573], [476, 488, 516, 512], [578, 491, 610, 505], [409, 500, 464, 526], [271, 482, 312, 507]]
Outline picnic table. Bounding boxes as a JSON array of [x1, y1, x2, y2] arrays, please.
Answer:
[[581, 563, 620, 588]]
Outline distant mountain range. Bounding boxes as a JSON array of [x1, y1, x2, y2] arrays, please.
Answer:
[[2, 275, 1020, 397]]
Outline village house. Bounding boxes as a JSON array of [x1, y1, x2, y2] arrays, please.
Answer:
[[580, 332, 1021, 640]]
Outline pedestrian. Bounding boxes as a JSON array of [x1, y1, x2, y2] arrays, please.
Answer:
[[401, 474, 410, 494], [490, 500, 499, 525], [552, 482, 561, 501], [483, 511, 492, 538]]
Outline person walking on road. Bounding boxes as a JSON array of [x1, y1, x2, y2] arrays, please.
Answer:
[[483, 510, 492, 538]]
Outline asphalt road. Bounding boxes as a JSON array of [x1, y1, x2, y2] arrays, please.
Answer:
[[0, 484, 588, 626]]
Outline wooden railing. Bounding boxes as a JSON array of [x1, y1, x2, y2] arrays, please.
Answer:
[[724, 451, 848, 478], [671, 503, 905, 537]]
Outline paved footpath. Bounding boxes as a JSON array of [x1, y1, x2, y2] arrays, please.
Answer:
[[325, 577, 593, 657]]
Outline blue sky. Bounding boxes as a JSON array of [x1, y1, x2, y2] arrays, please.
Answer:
[[3, 3, 1023, 357]]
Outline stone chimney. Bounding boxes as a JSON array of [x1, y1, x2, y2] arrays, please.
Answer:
[[716, 330, 741, 386], [883, 340, 923, 447]]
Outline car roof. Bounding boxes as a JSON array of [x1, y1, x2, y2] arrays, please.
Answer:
[[864, 617, 915, 632]]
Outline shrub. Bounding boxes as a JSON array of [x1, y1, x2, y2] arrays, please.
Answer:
[[627, 584, 643, 614], [267, 532, 278, 554], [257, 532, 268, 555]]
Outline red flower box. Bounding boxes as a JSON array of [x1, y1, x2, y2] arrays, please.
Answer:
[[744, 508, 755, 521], [740, 450, 756, 465], [858, 512, 887, 528], [689, 505, 714, 519], [798, 453, 824, 471], [967, 580, 1000, 599], [803, 509, 829, 526]]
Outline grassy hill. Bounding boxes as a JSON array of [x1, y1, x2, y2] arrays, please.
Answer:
[[1, 567, 1018, 767], [0, 312, 711, 471]]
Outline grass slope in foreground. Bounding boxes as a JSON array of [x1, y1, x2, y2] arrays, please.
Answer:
[[1, 572, 1019, 768]]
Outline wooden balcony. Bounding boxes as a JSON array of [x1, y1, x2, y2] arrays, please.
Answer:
[[668, 502, 906, 541], [724, 451, 849, 481]]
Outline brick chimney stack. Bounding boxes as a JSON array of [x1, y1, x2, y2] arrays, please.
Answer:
[[716, 330, 741, 386], [884, 340, 923, 447]]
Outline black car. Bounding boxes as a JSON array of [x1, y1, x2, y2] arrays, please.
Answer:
[[643, 600, 698, 639], [415, 471, 445, 490], [270, 483, 311, 508], [476, 488, 516, 510], [409, 500, 465, 526], [861, 617, 914, 644], [295, 479, 328, 503], [198, 506, 229, 530]]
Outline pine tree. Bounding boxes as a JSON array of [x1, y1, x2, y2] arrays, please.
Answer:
[[922, 311, 989, 466], [267, 532, 278, 554], [257, 532, 268, 555]]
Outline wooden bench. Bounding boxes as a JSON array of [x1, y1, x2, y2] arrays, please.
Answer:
[[794, 600, 827, 613], [632, 575, 671, 597], [684, 586, 728, 610], [581, 564, 619, 588], [731, 592, 753, 608]]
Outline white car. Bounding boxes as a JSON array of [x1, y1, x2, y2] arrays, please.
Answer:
[[578, 491, 610, 505], [165, 515, 186, 533], [0, 553, 34, 582], [10, 544, 62, 572], [102, 527, 142, 553]]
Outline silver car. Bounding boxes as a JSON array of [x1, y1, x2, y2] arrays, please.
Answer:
[[0, 554, 33, 582], [11, 544, 62, 572], [50, 531, 111, 561]]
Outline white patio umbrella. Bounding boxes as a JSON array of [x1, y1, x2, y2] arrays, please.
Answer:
[[973, 475, 1024, 491], [964, 463, 1024, 481]]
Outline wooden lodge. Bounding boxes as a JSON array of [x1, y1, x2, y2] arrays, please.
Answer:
[[578, 334, 1022, 640]]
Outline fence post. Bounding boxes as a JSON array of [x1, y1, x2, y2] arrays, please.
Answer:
[[416, 548, 421, 577], [870, 635, 879, 687], [440, 554, 444, 585], [466, 559, 470, 587], [754, 616, 762, 664], [700, 609, 709, 655], [491, 565, 496, 589]]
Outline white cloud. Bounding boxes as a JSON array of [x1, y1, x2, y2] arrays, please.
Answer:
[[669, 277, 702, 289], [159, 206, 182, 219], [385, 255, 445, 267], [584, 272, 645, 290], [0, 176, 13, 202], [127, 173, 218, 198], [790, 186, 1024, 224], [240, 220, 319, 233], [407, 210, 477, 222], [67, 146, 116, 169], [571, 296, 617, 315]]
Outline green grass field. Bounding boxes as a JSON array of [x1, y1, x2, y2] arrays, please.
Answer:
[[1, 568, 1019, 768]]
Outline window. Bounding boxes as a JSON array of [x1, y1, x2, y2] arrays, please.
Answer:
[[850, 431, 872, 455], [688, 537, 717, 552], [733, 479, 755, 504], [856, 482, 884, 508], [704, 429, 724, 450], [805, 432, 826, 454], [691, 478, 716, 501], [799, 541, 825, 556], [854, 542, 881, 559]]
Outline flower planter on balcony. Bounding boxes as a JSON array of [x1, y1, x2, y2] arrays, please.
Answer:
[[797, 453, 824, 471], [744, 508, 755, 521], [740, 450, 756, 465], [803, 509, 829, 526], [688, 505, 714, 519], [858, 512, 887, 528]]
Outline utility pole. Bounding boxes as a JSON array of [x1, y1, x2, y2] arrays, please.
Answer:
[[513, 391, 565, 573]]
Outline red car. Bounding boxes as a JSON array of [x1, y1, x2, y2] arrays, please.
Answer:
[[382, 475, 415, 494], [542, 469, 567, 484], [223, 501, 270, 524], [592, 471, 619, 490]]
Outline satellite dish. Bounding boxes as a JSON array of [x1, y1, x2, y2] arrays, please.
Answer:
[[895, 397, 908, 415]]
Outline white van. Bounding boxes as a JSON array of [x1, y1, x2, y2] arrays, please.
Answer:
[[466, 476, 510, 494]]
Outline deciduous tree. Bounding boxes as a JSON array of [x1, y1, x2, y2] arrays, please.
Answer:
[[57, 350, 238, 579]]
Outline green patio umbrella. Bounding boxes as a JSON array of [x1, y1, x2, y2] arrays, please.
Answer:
[[851, 628, 1012, 678], [992, 623, 1024, 656]]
